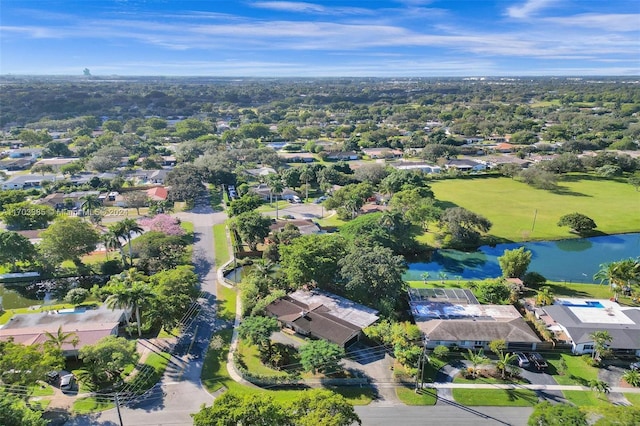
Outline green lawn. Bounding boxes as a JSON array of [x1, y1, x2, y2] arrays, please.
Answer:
[[256, 200, 289, 213], [126, 352, 171, 395], [236, 340, 288, 378], [72, 397, 114, 414], [429, 175, 640, 243], [624, 393, 640, 406], [396, 386, 438, 405], [547, 353, 599, 386], [561, 390, 612, 409], [216, 283, 237, 322], [213, 223, 231, 267], [452, 388, 538, 406], [316, 213, 347, 228]]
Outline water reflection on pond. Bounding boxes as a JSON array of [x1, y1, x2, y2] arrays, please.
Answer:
[[405, 233, 640, 282]]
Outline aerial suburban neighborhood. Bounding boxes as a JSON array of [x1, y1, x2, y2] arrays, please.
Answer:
[[1, 2, 640, 426]]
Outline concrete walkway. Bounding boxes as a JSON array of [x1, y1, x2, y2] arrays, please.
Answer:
[[422, 382, 640, 393]]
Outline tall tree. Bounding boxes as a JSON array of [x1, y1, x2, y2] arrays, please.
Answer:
[[589, 331, 613, 361], [279, 234, 347, 289], [338, 243, 407, 317], [78, 336, 139, 385], [110, 218, 143, 267], [0, 341, 63, 388], [237, 315, 279, 359], [299, 340, 345, 375], [1, 202, 56, 230], [0, 391, 47, 426], [0, 231, 37, 271], [498, 247, 532, 278], [439, 207, 492, 247], [39, 216, 100, 267], [105, 269, 153, 337], [287, 389, 361, 426], [229, 211, 271, 251]]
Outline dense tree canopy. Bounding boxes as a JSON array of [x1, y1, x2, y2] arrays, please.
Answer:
[[498, 247, 532, 278], [439, 207, 492, 247], [39, 216, 100, 266]]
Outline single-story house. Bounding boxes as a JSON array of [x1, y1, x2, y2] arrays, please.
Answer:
[[391, 161, 441, 174], [0, 158, 34, 171], [540, 298, 640, 356], [146, 186, 169, 201], [445, 159, 486, 172], [326, 151, 360, 161], [245, 166, 277, 178], [38, 190, 101, 210], [265, 289, 379, 347], [409, 288, 541, 351], [134, 169, 170, 185], [33, 157, 79, 171], [0, 305, 128, 357], [269, 219, 321, 236], [278, 152, 316, 163], [1, 173, 59, 190], [361, 148, 403, 159]]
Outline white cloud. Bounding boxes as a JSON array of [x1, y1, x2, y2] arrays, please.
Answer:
[[506, 0, 555, 19], [250, 1, 371, 16], [543, 13, 640, 32]]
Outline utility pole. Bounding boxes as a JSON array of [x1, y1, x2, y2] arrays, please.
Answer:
[[531, 209, 538, 232], [115, 393, 124, 426]]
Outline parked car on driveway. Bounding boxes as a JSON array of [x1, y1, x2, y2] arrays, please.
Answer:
[[514, 352, 530, 368], [60, 374, 75, 392], [630, 362, 640, 371], [527, 352, 548, 371]]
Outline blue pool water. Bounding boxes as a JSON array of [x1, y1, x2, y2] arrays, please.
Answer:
[[558, 301, 604, 308], [405, 232, 640, 282]]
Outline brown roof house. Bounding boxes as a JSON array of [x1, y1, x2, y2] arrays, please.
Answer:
[[0, 305, 129, 357], [409, 288, 540, 351], [265, 289, 379, 347]]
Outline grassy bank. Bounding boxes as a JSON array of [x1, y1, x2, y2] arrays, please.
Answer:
[[213, 224, 231, 267], [429, 175, 640, 242]]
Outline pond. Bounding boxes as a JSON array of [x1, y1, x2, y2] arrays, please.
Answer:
[[404, 232, 640, 283], [0, 284, 44, 310]]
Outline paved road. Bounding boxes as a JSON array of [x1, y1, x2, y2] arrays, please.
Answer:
[[355, 405, 534, 426], [64, 198, 227, 426]]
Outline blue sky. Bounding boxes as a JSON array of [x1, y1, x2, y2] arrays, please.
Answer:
[[1, 0, 639, 76]]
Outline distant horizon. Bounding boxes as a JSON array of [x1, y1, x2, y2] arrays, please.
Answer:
[[1, 1, 638, 76], [2, 74, 638, 79]]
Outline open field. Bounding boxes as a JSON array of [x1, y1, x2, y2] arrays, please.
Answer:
[[451, 388, 538, 406], [429, 174, 640, 242]]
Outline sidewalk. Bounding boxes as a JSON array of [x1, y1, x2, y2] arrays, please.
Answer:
[[423, 382, 640, 393]]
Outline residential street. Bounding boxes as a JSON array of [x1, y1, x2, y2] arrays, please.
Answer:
[[64, 198, 225, 426]]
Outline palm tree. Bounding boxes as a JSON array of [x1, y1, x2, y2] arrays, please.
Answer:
[[299, 167, 313, 201], [106, 270, 153, 337], [421, 272, 430, 284], [101, 230, 123, 261], [44, 325, 79, 351], [111, 218, 143, 267], [495, 351, 518, 380], [81, 194, 102, 217], [589, 330, 613, 361], [266, 175, 284, 220], [463, 349, 489, 379], [438, 271, 448, 284], [536, 286, 554, 306]]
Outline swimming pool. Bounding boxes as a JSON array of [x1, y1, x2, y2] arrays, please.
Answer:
[[559, 300, 604, 308]]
